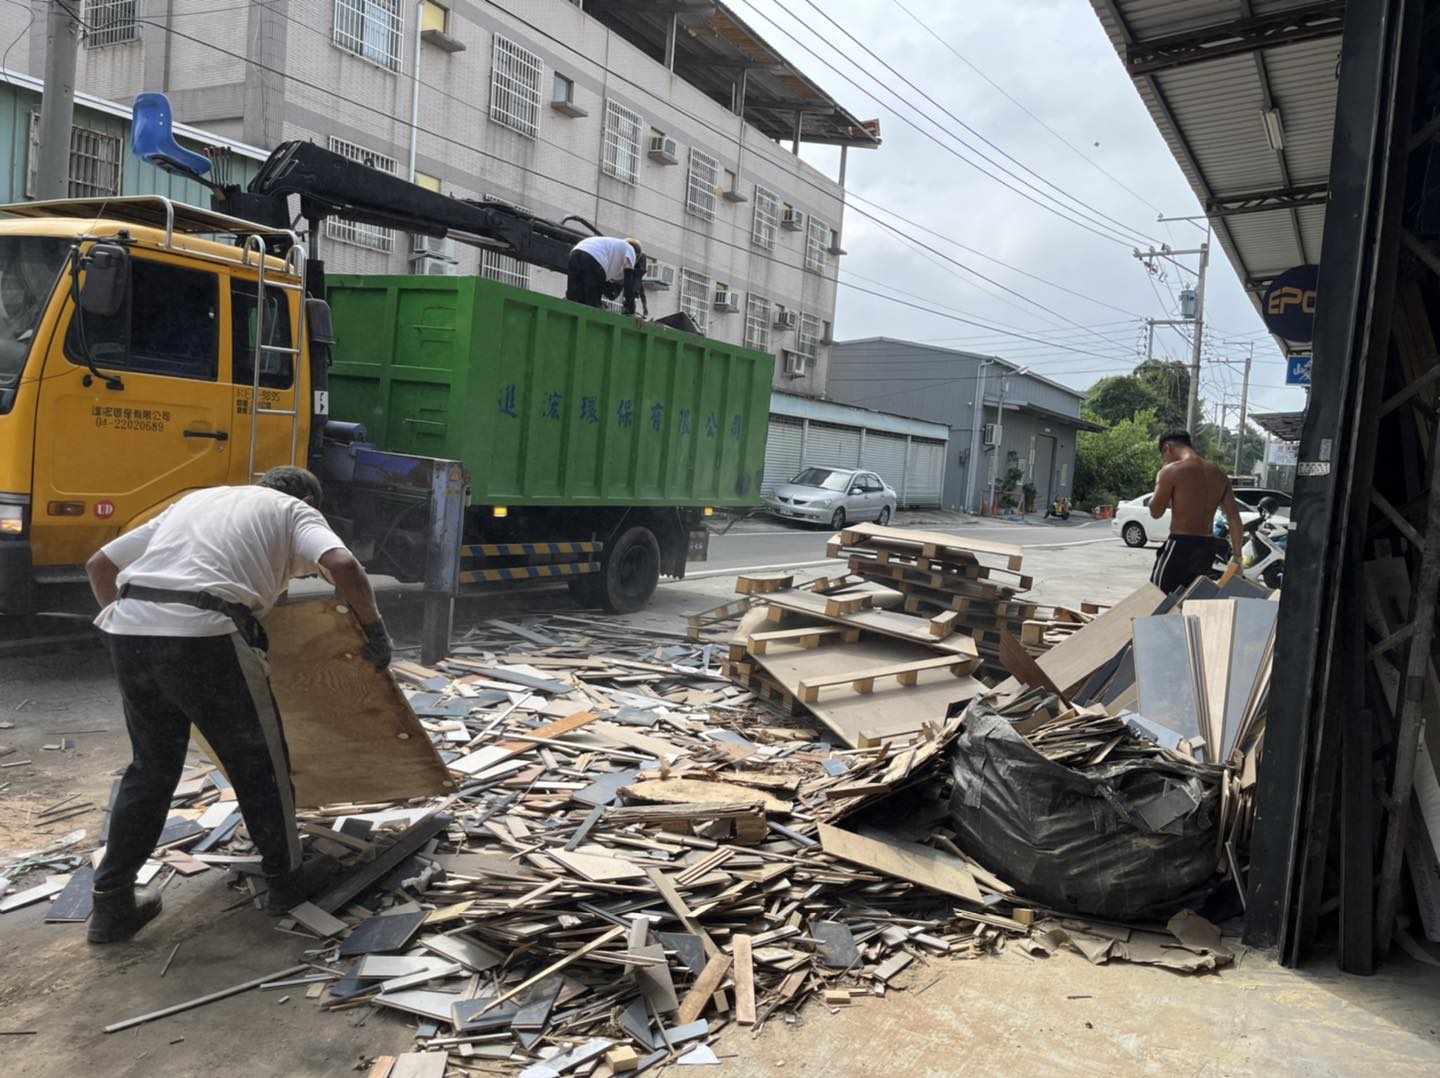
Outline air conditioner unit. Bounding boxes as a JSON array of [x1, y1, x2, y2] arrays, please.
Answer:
[[643, 261, 676, 289], [781, 207, 805, 231], [773, 307, 798, 330], [411, 233, 454, 258], [713, 286, 739, 313], [983, 423, 1000, 447], [782, 350, 807, 377], [648, 136, 679, 165]]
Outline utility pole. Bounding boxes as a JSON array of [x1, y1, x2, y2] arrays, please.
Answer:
[[1234, 342, 1253, 477], [36, 0, 81, 200], [1133, 234, 1211, 434], [1186, 237, 1211, 435], [984, 366, 1029, 515], [965, 358, 995, 514]]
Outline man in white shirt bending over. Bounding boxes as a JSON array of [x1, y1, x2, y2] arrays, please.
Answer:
[[83, 466, 391, 943], [567, 234, 647, 315]]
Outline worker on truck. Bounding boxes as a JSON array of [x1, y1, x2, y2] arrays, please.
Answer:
[[1148, 430, 1245, 593], [82, 466, 393, 943], [566, 235, 647, 315]]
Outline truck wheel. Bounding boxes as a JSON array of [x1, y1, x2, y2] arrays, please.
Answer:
[[600, 526, 661, 613]]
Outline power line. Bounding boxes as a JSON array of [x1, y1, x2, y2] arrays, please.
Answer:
[[793, 0, 1161, 246], [728, 0, 1151, 250], [888, 0, 1167, 219]]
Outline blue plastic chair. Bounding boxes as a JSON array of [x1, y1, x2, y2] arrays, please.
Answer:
[[131, 92, 212, 178]]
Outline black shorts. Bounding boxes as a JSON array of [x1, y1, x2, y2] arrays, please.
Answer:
[[1150, 534, 1217, 594]]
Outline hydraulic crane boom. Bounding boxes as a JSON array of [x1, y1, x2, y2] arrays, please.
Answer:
[[216, 139, 595, 275]]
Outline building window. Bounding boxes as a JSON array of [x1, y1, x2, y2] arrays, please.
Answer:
[[479, 194, 531, 289], [421, 0, 447, 31], [752, 185, 778, 249], [325, 136, 398, 251], [679, 268, 710, 335], [490, 35, 542, 139], [744, 293, 771, 352], [26, 114, 122, 198], [602, 99, 642, 184], [796, 312, 820, 363], [553, 73, 575, 106], [805, 217, 829, 273], [333, 0, 404, 72], [686, 148, 718, 220], [84, 0, 140, 48]]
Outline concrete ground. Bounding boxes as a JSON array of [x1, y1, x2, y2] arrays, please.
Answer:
[[2, 518, 1438, 1075]]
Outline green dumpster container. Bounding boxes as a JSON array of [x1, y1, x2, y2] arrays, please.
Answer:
[[326, 275, 774, 508]]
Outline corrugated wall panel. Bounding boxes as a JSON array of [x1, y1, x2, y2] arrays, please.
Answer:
[[763, 416, 804, 495], [905, 439, 946, 507], [863, 432, 909, 501], [804, 421, 861, 469]]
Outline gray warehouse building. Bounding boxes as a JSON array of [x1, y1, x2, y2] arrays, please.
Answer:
[[828, 339, 1100, 513]]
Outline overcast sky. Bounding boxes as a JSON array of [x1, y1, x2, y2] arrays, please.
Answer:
[[737, 0, 1309, 421]]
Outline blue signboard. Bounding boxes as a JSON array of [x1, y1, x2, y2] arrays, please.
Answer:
[[1262, 264, 1319, 343], [1285, 354, 1312, 386]]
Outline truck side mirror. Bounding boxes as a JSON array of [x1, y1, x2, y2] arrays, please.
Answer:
[[80, 244, 129, 317]]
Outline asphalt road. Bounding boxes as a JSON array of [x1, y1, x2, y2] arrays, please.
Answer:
[[696, 514, 1118, 574]]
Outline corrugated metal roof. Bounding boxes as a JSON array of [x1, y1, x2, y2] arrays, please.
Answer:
[[1089, 1, 1341, 319]]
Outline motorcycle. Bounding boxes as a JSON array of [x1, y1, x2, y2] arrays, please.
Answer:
[[1213, 503, 1287, 588]]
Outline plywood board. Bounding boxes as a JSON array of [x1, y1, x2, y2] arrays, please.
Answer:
[[994, 583, 1167, 697], [818, 824, 982, 903], [752, 637, 984, 747], [1184, 599, 1236, 758], [620, 778, 791, 814], [762, 589, 978, 656], [264, 600, 452, 807]]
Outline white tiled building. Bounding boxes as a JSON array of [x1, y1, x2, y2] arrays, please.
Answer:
[[2, 0, 879, 394]]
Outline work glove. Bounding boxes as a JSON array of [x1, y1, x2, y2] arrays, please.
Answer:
[[359, 618, 393, 670]]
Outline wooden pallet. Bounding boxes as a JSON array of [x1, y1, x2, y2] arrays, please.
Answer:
[[836, 523, 1024, 570]]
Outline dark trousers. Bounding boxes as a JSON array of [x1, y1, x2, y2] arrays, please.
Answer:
[[95, 632, 301, 891], [565, 249, 607, 307]]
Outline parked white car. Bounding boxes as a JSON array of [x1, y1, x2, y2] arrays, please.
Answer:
[[764, 466, 898, 529], [1113, 493, 1258, 548]]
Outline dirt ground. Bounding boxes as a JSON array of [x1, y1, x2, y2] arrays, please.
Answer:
[[3, 535, 1439, 1075]]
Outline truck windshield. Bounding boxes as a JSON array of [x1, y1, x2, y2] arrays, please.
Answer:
[[0, 236, 71, 413]]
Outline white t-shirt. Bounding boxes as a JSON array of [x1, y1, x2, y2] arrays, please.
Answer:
[[94, 485, 347, 638], [573, 236, 636, 281]]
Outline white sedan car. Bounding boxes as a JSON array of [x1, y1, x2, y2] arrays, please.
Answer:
[[1113, 493, 1257, 548], [764, 466, 898, 529]]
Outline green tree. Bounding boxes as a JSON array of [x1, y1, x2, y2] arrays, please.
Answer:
[[1073, 408, 1164, 508], [1083, 360, 1192, 433]]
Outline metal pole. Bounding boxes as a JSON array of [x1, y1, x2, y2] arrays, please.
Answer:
[[36, 0, 80, 200], [664, 13, 677, 71], [1235, 343, 1253, 477], [986, 371, 1010, 516], [408, 0, 424, 182], [1185, 236, 1211, 433], [1146, 320, 1155, 362], [965, 359, 991, 514]]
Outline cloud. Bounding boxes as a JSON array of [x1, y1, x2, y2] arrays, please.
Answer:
[[739, 0, 1309, 417]]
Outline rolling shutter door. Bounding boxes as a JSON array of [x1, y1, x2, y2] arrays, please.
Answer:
[[863, 432, 910, 502], [905, 438, 946, 507], [763, 416, 804, 495], [805, 421, 861, 469]]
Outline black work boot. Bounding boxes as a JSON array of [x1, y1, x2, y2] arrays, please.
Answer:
[[87, 885, 163, 944], [265, 855, 343, 915]]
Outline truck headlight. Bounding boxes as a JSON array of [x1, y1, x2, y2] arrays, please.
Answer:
[[0, 504, 23, 536]]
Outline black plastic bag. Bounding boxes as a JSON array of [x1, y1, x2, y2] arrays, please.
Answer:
[[948, 700, 1223, 921]]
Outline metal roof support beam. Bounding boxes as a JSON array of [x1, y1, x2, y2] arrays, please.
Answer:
[[1205, 182, 1329, 217], [1125, 1, 1347, 76]]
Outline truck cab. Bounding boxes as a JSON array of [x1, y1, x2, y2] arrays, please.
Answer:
[[0, 200, 311, 614]]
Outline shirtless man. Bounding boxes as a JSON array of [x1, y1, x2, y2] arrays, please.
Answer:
[[1147, 430, 1245, 593]]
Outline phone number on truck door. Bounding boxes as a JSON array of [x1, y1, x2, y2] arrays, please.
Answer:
[[92, 405, 172, 432]]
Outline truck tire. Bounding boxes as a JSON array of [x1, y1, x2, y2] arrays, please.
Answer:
[[600, 526, 661, 613]]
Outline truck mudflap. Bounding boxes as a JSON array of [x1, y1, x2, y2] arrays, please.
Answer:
[[687, 528, 710, 562], [0, 540, 35, 615]]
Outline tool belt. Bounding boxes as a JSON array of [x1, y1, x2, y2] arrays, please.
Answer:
[[118, 584, 269, 651]]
